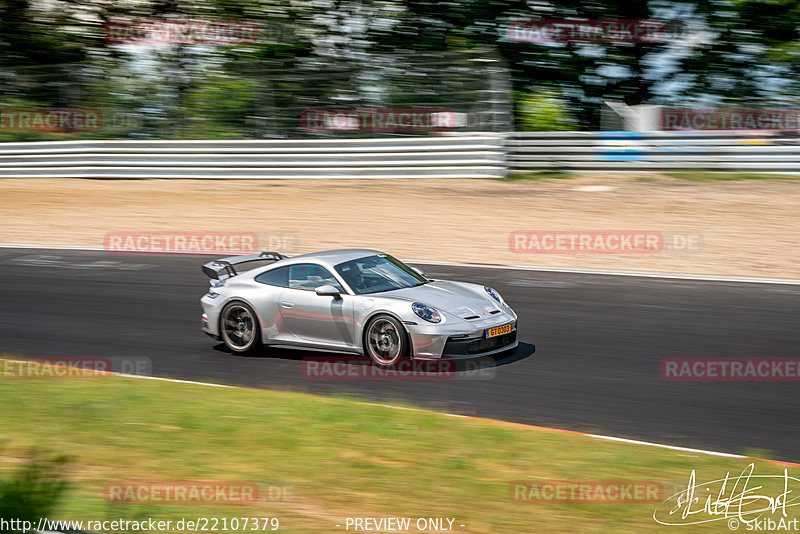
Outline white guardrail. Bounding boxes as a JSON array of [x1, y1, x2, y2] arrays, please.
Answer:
[[507, 131, 800, 173], [0, 136, 507, 179], [1, 131, 799, 178]]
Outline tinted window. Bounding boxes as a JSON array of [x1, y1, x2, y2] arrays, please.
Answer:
[[255, 266, 289, 287], [288, 264, 344, 291], [335, 254, 426, 295]]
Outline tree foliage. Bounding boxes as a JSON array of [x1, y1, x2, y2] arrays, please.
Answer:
[[0, 0, 798, 135]]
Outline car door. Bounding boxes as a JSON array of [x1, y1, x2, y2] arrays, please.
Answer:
[[278, 263, 355, 348]]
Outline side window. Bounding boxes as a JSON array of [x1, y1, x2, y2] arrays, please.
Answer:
[[288, 264, 344, 291], [255, 266, 289, 287]]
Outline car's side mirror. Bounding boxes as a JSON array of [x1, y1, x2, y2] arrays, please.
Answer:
[[412, 267, 424, 276], [315, 285, 341, 298]]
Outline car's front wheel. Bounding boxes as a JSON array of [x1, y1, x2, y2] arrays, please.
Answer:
[[220, 301, 261, 354], [364, 314, 407, 367]]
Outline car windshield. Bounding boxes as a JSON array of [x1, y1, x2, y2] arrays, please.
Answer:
[[334, 254, 427, 295]]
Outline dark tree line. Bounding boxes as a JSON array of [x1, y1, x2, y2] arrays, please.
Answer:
[[0, 0, 799, 136]]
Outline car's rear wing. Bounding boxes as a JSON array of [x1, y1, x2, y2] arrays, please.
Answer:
[[202, 251, 288, 280]]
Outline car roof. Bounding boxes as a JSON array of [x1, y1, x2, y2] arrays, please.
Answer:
[[280, 249, 384, 266]]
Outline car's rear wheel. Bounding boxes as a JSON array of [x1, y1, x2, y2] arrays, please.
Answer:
[[364, 314, 407, 367], [220, 301, 261, 354]]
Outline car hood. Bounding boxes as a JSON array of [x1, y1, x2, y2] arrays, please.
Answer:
[[379, 280, 499, 319]]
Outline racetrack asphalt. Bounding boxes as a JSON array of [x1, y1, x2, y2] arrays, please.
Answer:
[[1, 248, 798, 461]]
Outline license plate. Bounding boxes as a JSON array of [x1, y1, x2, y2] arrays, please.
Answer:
[[486, 322, 513, 339]]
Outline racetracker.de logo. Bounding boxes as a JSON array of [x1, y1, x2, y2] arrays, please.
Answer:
[[105, 20, 259, 44], [0, 356, 151, 379], [104, 232, 259, 255], [0, 109, 102, 132], [509, 231, 703, 254], [662, 109, 800, 131], [104, 482, 274, 504], [0, 357, 110, 379], [510, 231, 660, 254], [510, 480, 664, 503], [508, 19, 664, 43], [301, 108, 466, 132], [661, 358, 800, 381], [301, 356, 495, 381]]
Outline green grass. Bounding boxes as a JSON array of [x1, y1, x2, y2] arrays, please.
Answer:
[[665, 171, 800, 181], [503, 170, 574, 181], [0, 359, 795, 533]]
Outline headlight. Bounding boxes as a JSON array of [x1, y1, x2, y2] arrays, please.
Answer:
[[412, 302, 442, 323], [205, 291, 220, 299], [484, 286, 504, 305]]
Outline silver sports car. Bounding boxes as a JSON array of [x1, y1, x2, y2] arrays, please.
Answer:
[[200, 249, 518, 366]]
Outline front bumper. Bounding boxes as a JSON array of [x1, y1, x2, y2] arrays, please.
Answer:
[[441, 330, 518, 358], [406, 313, 518, 359]]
